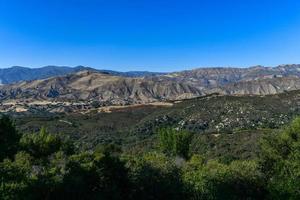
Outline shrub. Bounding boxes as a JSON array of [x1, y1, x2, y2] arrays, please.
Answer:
[[183, 159, 266, 199], [126, 152, 184, 200], [158, 128, 192, 159], [259, 117, 300, 199]]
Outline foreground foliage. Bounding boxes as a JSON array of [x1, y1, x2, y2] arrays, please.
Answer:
[[1, 115, 300, 199], [260, 118, 300, 199]]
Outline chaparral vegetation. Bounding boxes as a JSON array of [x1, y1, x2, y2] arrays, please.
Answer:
[[1, 114, 300, 200]]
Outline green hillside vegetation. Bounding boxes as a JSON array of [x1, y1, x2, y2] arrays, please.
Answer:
[[9, 91, 300, 161], [1, 115, 300, 199]]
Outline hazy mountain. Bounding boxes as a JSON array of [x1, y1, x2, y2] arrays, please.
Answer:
[[0, 65, 165, 84], [0, 66, 94, 84], [98, 70, 166, 77]]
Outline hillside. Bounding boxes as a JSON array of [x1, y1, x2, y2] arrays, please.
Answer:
[[0, 70, 202, 106], [133, 91, 300, 135], [1, 65, 300, 108], [11, 90, 300, 158], [161, 64, 300, 88]]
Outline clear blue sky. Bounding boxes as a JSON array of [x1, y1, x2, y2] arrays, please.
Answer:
[[1, 0, 300, 72]]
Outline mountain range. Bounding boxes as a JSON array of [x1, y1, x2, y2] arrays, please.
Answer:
[[1, 64, 300, 108], [0, 65, 165, 84]]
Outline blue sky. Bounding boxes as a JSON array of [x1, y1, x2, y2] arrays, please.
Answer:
[[0, 0, 300, 72]]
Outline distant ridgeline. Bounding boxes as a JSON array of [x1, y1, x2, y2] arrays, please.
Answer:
[[1, 65, 300, 107], [0, 65, 165, 84]]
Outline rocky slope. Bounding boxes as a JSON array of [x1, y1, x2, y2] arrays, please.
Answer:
[[159, 64, 300, 88], [222, 77, 300, 95], [0, 71, 203, 104]]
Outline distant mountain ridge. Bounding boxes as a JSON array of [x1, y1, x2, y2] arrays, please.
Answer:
[[0, 66, 92, 84], [1, 64, 300, 85], [1, 64, 300, 106], [0, 65, 166, 84], [158, 64, 300, 88]]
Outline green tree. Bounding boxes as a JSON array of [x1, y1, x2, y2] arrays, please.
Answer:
[[183, 159, 266, 200], [0, 152, 33, 200], [62, 151, 129, 200], [158, 128, 192, 159], [0, 115, 20, 161], [19, 127, 73, 160], [126, 152, 184, 200], [27, 151, 69, 200], [0, 127, 74, 200], [259, 117, 300, 199]]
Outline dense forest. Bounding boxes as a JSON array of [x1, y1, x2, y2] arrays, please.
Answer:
[[1, 115, 300, 200]]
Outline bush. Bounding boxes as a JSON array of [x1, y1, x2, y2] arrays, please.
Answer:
[[19, 127, 74, 160], [62, 151, 129, 200], [183, 159, 266, 199], [125, 152, 184, 200], [1, 122, 129, 200], [259, 117, 300, 199], [0, 152, 32, 200], [158, 128, 192, 159]]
